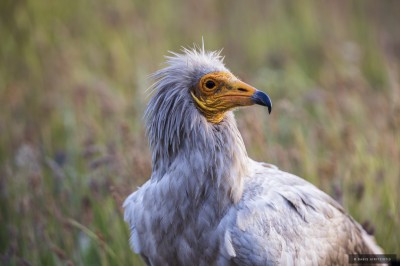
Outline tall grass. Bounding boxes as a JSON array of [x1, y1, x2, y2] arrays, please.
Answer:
[[1, 0, 399, 264]]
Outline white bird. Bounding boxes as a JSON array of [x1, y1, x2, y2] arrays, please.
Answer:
[[124, 47, 382, 265]]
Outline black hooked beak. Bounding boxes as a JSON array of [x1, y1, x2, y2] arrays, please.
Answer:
[[251, 90, 272, 114]]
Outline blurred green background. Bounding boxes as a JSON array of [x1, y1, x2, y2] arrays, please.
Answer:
[[1, 0, 399, 265]]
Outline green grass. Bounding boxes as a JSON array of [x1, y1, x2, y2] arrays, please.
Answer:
[[1, 0, 399, 264]]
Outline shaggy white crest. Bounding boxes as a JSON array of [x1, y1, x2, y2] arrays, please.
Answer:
[[124, 47, 382, 266]]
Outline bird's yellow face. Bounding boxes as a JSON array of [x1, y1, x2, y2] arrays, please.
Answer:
[[191, 71, 271, 123]]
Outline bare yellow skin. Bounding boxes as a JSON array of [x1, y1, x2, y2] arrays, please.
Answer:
[[191, 72, 258, 123]]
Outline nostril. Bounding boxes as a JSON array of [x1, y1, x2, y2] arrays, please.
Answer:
[[238, 88, 247, 92]]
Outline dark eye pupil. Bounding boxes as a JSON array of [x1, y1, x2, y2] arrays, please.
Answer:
[[205, 80, 215, 89]]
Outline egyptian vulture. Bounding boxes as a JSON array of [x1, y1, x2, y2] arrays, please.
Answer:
[[124, 47, 382, 265]]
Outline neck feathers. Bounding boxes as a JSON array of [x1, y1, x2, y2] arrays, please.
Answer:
[[146, 86, 248, 203]]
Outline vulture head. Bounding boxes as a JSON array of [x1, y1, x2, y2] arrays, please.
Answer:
[[148, 48, 271, 124]]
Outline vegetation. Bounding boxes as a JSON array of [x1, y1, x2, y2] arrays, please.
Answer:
[[1, 0, 399, 265]]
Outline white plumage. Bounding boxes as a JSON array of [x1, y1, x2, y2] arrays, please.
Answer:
[[124, 47, 382, 265]]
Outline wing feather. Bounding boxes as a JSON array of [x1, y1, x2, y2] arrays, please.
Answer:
[[224, 160, 381, 265]]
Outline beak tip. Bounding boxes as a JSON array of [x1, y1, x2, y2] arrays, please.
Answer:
[[252, 90, 272, 114]]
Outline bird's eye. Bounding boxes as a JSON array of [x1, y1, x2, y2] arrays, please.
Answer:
[[205, 80, 216, 89]]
